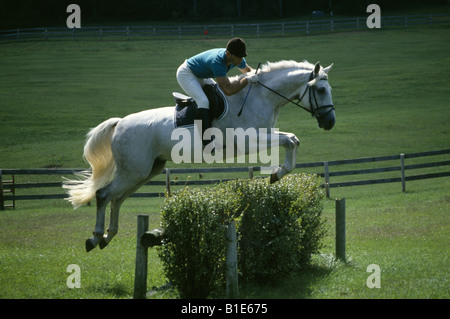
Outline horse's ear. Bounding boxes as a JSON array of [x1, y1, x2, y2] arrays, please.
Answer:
[[323, 63, 333, 74], [314, 62, 321, 75]]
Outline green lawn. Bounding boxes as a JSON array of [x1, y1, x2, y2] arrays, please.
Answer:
[[0, 24, 449, 299], [1, 27, 449, 168], [0, 178, 448, 299]]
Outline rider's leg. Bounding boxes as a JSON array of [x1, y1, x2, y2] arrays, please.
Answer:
[[176, 61, 213, 146]]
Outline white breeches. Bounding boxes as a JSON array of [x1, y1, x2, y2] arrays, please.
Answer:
[[176, 60, 216, 110]]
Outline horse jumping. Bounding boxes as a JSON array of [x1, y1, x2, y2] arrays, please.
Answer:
[[63, 60, 335, 252]]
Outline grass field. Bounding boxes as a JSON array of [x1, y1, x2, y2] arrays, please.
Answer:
[[0, 23, 449, 299]]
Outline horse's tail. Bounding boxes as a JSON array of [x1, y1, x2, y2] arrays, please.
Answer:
[[63, 117, 121, 208]]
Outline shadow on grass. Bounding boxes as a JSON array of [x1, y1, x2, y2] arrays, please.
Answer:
[[239, 259, 334, 299]]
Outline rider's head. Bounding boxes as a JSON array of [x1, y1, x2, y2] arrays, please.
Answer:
[[226, 38, 247, 58], [226, 38, 247, 66]]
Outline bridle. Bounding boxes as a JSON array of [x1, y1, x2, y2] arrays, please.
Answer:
[[257, 71, 335, 120]]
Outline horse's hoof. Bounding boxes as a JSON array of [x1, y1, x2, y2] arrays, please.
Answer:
[[99, 237, 109, 250], [85, 238, 97, 252], [270, 172, 279, 184]]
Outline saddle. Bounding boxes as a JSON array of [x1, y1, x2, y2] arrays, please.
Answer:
[[173, 84, 227, 128]]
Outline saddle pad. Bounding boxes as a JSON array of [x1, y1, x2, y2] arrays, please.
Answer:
[[173, 84, 228, 128], [174, 103, 197, 128]]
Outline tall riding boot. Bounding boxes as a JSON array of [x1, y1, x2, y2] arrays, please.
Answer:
[[196, 108, 214, 147]]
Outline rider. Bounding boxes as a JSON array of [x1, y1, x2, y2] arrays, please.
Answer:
[[176, 37, 259, 146]]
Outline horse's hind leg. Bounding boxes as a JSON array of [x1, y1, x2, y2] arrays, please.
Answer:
[[99, 159, 167, 250], [98, 179, 146, 250], [85, 174, 135, 252], [85, 186, 111, 252]]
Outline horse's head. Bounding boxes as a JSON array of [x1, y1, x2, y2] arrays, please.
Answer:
[[301, 62, 335, 130]]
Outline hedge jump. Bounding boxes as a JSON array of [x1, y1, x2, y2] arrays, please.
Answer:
[[133, 198, 346, 299], [133, 214, 239, 299]]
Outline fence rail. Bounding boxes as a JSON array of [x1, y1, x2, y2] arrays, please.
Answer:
[[1, 149, 449, 209], [1, 14, 449, 42]]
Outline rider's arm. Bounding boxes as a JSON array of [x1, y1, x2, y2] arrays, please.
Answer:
[[239, 65, 252, 73], [216, 76, 249, 96]]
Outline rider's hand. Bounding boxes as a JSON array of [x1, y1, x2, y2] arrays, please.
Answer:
[[246, 73, 259, 84]]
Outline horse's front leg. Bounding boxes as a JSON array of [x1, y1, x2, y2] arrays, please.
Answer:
[[270, 131, 300, 183]]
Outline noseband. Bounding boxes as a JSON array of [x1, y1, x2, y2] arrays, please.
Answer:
[[297, 72, 335, 119], [257, 71, 334, 120]]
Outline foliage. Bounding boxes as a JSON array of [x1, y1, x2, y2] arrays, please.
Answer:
[[157, 186, 240, 298], [234, 174, 326, 283], [157, 174, 326, 298]]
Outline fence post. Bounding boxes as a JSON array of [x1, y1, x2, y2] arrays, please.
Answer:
[[134, 214, 149, 299], [0, 170, 4, 211], [248, 166, 253, 179], [400, 153, 406, 192], [323, 161, 330, 198], [226, 220, 239, 299], [165, 168, 171, 196], [335, 198, 346, 262]]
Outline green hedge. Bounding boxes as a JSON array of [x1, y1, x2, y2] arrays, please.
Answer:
[[157, 174, 326, 298]]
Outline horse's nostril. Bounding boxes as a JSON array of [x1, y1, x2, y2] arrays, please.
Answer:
[[318, 109, 335, 130], [325, 115, 335, 130]]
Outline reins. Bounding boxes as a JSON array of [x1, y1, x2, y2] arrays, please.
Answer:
[[256, 70, 334, 118]]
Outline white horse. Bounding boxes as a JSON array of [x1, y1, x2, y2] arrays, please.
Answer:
[[63, 60, 335, 252]]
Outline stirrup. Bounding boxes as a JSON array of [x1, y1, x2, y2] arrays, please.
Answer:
[[172, 92, 193, 104]]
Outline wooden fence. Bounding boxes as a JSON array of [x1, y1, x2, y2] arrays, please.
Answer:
[[1, 14, 448, 41], [1, 149, 449, 210]]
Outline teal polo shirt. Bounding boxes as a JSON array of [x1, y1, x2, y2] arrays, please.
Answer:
[[187, 48, 247, 79]]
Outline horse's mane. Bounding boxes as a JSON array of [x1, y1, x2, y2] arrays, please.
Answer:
[[260, 60, 314, 73], [231, 60, 313, 81]]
